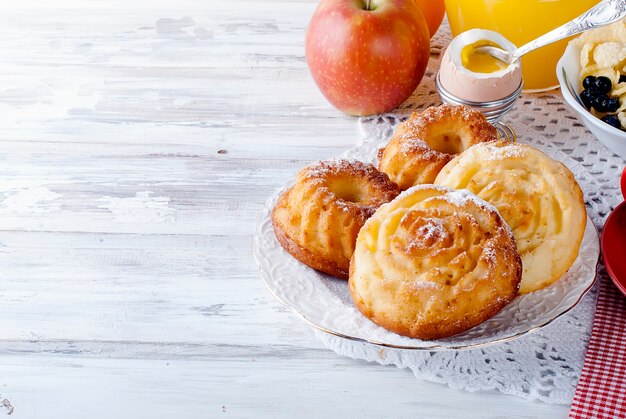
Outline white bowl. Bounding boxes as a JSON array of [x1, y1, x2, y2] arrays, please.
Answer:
[[557, 43, 626, 161]]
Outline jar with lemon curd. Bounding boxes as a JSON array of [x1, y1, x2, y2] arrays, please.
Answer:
[[444, 0, 601, 91]]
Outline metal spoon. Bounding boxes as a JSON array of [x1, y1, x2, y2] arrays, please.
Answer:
[[475, 0, 626, 65]]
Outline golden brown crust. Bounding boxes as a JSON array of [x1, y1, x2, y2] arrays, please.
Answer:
[[349, 185, 522, 340], [350, 237, 522, 340], [272, 159, 400, 279], [273, 215, 349, 279], [350, 281, 520, 340], [378, 104, 498, 190]]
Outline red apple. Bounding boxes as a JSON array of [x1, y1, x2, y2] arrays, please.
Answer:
[[305, 0, 430, 116]]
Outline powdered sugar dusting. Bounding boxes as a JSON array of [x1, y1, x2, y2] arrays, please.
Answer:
[[407, 280, 444, 292], [482, 244, 497, 265], [468, 141, 528, 161], [441, 188, 500, 215], [333, 199, 352, 212], [405, 217, 450, 251], [405, 104, 483, 129], [399, 135, 440, 159], [419, 218, 447, 241], [304, 158, 366, 178], [396, 184, 452, 202], [402, 104, 497, 142]]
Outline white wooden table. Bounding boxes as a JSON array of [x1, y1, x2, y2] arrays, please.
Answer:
[[0, 1, 571, 417]]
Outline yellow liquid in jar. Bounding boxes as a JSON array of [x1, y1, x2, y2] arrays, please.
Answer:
[[461, 41, 507, 73], [444, 0, 601, 90]]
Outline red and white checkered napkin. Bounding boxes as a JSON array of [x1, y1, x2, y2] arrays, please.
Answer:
[[570, 275, 626, 419]]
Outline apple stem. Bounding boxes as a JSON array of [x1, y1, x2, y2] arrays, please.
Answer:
[[365, 0, 372, 10]]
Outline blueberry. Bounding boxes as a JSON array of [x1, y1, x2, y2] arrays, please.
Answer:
[[583, 76, 596, 89], [606, 98, 621, 113], [580, 89, 595, 109], [620, 74, 626, 84], [602, 115, 621, 129], [592, 95, 610, 112], [593, 76, 613, 94], [586, 87, 603, 99]]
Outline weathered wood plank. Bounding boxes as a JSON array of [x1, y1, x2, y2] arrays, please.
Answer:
[[0, 1, 575, 417], [0, 353, 568, 419]]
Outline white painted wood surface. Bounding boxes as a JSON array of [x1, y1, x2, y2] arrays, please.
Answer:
[[0, 1, 570, 417]]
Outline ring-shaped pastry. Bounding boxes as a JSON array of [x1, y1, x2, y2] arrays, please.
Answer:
[[378, 104, 498, 190], [272, 159, 400, 279]]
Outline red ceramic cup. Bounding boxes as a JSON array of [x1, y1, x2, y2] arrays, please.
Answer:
[[602, 168, 626, 296]]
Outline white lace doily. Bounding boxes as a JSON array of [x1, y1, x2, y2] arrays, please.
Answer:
[[314, 25, 625, 405]]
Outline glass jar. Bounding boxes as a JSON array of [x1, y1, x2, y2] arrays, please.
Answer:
[[444, 0, 601, 91]]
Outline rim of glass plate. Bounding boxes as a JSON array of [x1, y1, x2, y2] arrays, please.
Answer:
[[252, 208, 600, 351]]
